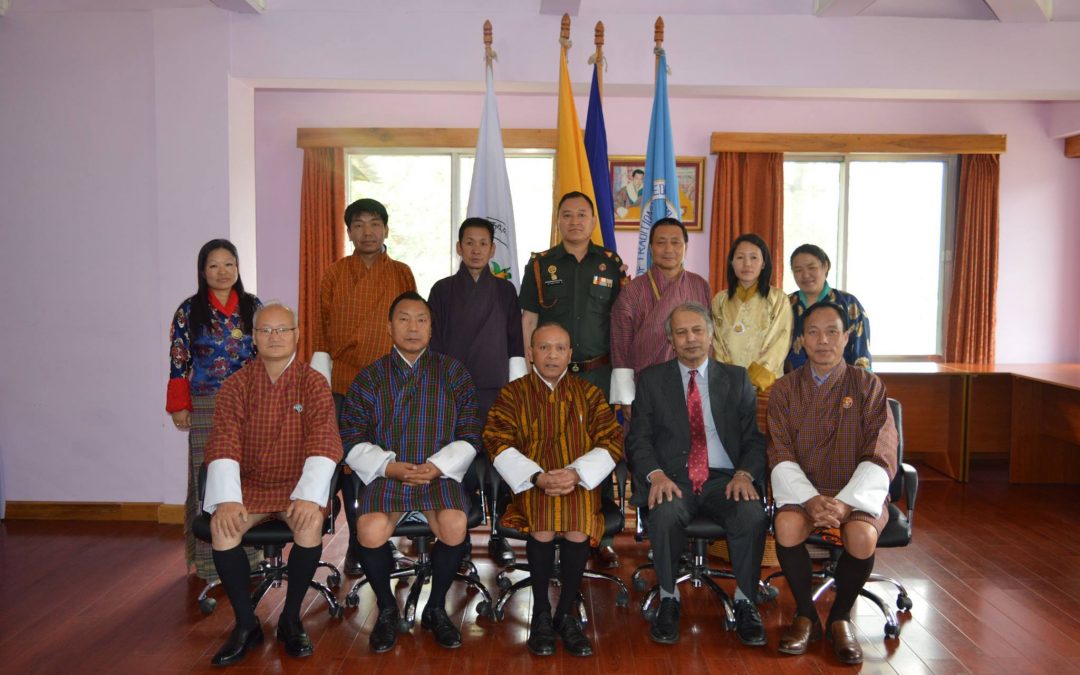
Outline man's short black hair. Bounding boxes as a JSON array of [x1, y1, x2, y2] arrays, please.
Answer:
[[803, 301, 850, 332], [344, 198, 389, 228], [632, 169, 645, 178], [458, 217, 495, 242], [388, 291, 430, 321], [530, 321, 571, 347], [649, 217, 688, 244], [557, 191, 595, 215]]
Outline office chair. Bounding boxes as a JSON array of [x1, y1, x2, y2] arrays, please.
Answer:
[[487, 461, 631, 622], [343, 453, 495, 631], [762, 397, 918, 638], [191, 463, 345, 618]]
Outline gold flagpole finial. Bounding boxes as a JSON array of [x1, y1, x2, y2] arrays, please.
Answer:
[[561, 13, 571, 46]]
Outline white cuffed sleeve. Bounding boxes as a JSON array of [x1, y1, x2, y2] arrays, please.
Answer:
[[771, 461, 819, 508], [492, 448, 544, 494], [609, 367, 636, 405], [508, 356, 528, 382], [345, 442, 395, 485], [427, 440, 476, 483], [290, 456, 338, 507], [203, 459, 242, 514], [567, 447, 617, 490], [834, 461, 891, 518], [310, 351, 332, 387]]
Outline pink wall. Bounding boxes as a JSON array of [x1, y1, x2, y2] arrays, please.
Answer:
[[255, 90, 1080, 364]]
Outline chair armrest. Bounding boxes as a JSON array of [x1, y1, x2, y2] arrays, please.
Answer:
[[901, 462, 918, 522]]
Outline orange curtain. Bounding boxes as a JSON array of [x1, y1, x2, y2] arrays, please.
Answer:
[[298, 147, 346, 361], [945, 154, 999, 364], [708, 152, 784, 292]]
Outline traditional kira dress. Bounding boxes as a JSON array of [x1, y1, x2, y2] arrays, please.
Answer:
[[166, 290, 261, 580], [340, 349, 480, 514], [766, 362, 898, 534], [484, 372, 624, 546], [711, 283, 793, 393], [786, 285, 872, 372]]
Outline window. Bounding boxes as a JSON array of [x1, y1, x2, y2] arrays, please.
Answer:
[[783, 156, 957, 358], [347, 150, 554, 298]]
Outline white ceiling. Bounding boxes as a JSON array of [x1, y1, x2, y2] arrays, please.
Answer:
[[10, 0, 1080, 20]]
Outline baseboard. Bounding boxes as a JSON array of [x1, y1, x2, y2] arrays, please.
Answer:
[[5, 501, 185, 524]]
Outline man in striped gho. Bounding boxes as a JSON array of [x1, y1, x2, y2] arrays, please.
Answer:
[[484, 322, 624, 658], [339, 292, 480, 654]]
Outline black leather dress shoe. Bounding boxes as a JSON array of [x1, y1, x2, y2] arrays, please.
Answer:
[[526, 611, 556, 656], [211, 623, 264, 667], [421, 605, 462, 649], [276, 618, 314, 658], [343, 548, 363, 577], [555, 615, 594, 657], [650, 597, 681, 644], [369, 606, 400, 653], [591, 545, 619, 569], [488, 535, 516, 566], [734, 599, 768, 647]]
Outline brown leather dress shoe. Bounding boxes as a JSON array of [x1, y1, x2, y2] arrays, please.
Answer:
[[591, 545, 619, 569], [777, 616, 822, 655], [827, 620, 863, 665]]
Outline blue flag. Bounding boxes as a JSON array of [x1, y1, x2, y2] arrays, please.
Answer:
[[584, 64, 617, 252], [635, 49, 680, 275]]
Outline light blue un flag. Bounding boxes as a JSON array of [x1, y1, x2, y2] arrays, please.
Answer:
[[635, 49, 680, 275]]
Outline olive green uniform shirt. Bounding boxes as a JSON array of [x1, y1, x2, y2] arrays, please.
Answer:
[[519, 242, 627, 398]]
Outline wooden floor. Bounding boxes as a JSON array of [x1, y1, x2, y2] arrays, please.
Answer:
[[2, 462, 1079, 674]]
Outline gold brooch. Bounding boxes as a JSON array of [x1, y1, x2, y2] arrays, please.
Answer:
[[230, 328, 243, 339], [842, 396, 853, 409]]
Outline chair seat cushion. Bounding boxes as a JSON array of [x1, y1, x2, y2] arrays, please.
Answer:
[[684, 514, 728, 540], [393, 496, 485, 537], [804, 504, 910, 550], [495, 497, 625, 541]]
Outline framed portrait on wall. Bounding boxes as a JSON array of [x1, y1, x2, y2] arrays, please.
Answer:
[[608, 155, 705, 231]]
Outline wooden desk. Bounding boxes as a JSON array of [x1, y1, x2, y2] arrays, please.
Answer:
[[875, 362, 1080, 483]]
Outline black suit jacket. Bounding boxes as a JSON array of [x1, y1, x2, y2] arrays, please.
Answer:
[[626, 358, 766, 508]]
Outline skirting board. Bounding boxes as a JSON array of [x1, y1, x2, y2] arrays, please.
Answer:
[[5, 501, 185, 525]]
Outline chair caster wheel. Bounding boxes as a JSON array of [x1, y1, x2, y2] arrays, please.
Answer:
[[885, 623, 900, 639], [758, 585, 779, 603], [476, 600, 494, 619], [344, 593, 359, 608], [397, 618, 412, 634], [492, 604, 505, 620], [897, 595, 913, 611], [328, 604, 344, 619], [633, 578, 647, 593], [327, 573, 341, 590], [724, 617, 736, 631], [643, 607, 657, 623], [615, 589, 630, 607], [199, 597, 216, 615], [496, 576, 512, 591]]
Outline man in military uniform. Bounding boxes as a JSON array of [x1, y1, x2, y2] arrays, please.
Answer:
[[519, 191, 627, 567]]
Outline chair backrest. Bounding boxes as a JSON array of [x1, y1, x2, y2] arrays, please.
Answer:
[[887, 397, 904, 502]]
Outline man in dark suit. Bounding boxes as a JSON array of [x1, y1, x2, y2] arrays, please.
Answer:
[[627, 301, 769, 646]]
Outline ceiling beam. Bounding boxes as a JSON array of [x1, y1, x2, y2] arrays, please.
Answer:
[[813, 0, 878, 17], [983, 0, 1052, 22], [1066, 135, 1080, 158], [210, 0, 265, 13]]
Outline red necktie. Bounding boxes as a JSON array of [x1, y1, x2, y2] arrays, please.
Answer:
[[687, 369, 708, 494]]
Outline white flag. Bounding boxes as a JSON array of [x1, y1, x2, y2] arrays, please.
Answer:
[[467, 60, 519, 288]]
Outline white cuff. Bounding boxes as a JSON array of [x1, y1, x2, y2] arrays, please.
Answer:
[[492, 447, 544, 494], [345, 442, 395, 485], [428, 440, 476, 483], [835, 461, 891, 518], [508, 356, 528, 382], [609, 367, 636, 405], [771, 460, 819, 508], [310, 351, 332, 386], [290, 456, 337, 507], [204, 459, 242, 514], [567, 447, 617, 489]]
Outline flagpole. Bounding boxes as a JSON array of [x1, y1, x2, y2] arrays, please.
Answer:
[[654, 16, 664, 74], [483, 19, 493, 64], [591, 21, 604, 98], [551, 13, 573, 245]]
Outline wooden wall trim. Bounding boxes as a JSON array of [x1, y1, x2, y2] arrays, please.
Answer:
[[710, 132, 1007, 155], [5, 501, 185, 524], [297, 127, 556, 149], [1066, 134, 1080, 158]]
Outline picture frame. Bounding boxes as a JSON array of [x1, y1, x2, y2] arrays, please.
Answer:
[[608, 155, 705, 231]]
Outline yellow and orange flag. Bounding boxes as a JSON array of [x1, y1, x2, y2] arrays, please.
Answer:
[[551, 44, 602, 246]]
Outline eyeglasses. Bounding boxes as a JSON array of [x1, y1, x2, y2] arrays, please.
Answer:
[[253, 327, 297, 336]]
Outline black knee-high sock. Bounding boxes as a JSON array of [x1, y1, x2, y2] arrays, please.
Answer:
[[526, 537, 557, 616], [827, 552, 875, 626], [775, 542, 818, 621], [357, 543, 396, 611], [213, 546, 257, 629], [554, 539, 590, 623], [427, 541, 466, 611], [282, 543, 322, 624], [343, 476, 360, 555]]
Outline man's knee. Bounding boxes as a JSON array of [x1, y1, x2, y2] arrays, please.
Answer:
[[563, 530, 589, 543], [841, 521, 878, 559], [431, 509, 467, 546], [774, 511, 812, 547], [356, 513, 394, 548], [647, 498, 690, 533], [727, 499, 769, 536], [292, 518, 324, 548]]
